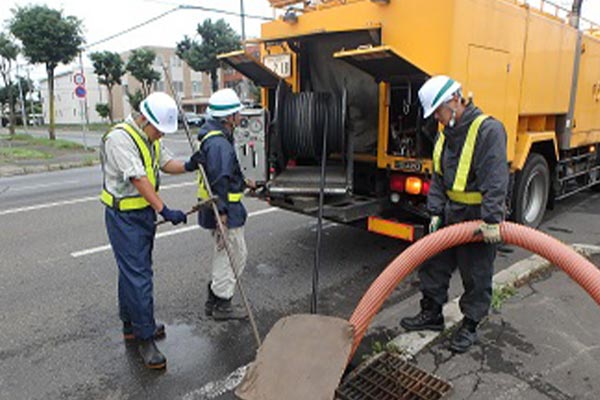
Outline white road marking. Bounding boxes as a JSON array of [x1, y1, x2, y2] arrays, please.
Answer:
[[0, 181, 195, 216], [70, 207, 278, 258], [9, 180, 80, 192], [181, 364, 249, 400]]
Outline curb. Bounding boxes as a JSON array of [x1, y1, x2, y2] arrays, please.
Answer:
[[387, 243, 600, 360], [0, 160, 100, 178]]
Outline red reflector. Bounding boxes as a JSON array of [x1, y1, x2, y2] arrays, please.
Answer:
[[390, 174, 405, 192], [422, 180, 431, 195]]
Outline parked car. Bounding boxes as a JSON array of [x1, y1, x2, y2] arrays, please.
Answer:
[[179, 112, 205, 129]]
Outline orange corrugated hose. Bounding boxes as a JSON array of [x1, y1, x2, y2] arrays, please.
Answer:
[[348, 221, 600, 358]]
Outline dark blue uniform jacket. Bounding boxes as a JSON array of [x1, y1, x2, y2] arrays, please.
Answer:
[[196, 118, 247, 229]]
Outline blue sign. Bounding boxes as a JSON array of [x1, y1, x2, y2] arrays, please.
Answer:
[[75, 85, 87, 98]]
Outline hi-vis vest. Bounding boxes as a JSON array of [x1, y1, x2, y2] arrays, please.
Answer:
[[100, 123, 160, 211], [432, 114, 488, 205], [196, 130, 243, 203]]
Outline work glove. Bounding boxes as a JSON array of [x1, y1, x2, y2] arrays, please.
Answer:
[[429, 216, 442, 234], [474, 222, 501, 244], [159, 205, 187, 225], [184, 151, 202, 172]]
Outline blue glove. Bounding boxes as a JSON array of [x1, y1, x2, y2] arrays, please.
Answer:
[[184, 151, 202, 172], [159, 205, 187, 225]]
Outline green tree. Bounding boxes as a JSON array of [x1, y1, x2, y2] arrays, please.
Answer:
[[126, 89, 144, 112], [95, 103, 110, 120], [90, 51, 124, 123], [0, 33, 19, 135], [125, 49, 160, 97], [9, 5, 84, 140], [176, 19, 240, 93]]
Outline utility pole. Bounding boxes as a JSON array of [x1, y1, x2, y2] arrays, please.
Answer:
[[15, 63, 28, 129], [240, 0, 246, 41], [27, 68, 35, 125]]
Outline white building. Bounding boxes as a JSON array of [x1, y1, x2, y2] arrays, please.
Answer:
[[39, 67, 108, 124]]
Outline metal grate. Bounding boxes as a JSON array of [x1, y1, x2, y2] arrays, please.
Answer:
[[336, 352, 452, 400]]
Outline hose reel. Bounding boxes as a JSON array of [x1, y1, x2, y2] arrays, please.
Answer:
[[280, 91, 344, 161]]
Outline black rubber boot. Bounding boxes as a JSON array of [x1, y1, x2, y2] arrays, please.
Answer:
[[205, 282, 218, 317], [212, 297, 248, 321], [123, 322, 165, 341], [138, 339, 167, 369], [449, 318, 479, 353], [400, 297, 445, 331]]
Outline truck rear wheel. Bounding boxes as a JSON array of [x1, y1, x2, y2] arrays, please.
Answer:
[[512, 153, 550, 228]]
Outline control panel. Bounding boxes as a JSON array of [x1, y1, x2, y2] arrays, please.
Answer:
[[234, 108, 268, 183]]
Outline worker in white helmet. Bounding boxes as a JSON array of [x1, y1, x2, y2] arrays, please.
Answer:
[[100, 91, 200, 369], [400, 75, 509, 353], [186, 88, 254, 320]]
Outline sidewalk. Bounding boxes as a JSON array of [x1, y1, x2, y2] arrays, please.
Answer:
[[357, 249, 600, 399], [0, 127, 100, 177]]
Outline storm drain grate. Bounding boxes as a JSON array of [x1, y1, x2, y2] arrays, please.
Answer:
[[335, 352, 452, 400]]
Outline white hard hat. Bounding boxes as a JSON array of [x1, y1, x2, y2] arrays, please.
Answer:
[[418, 75, 462, 118], [207, 88, 244, 118], [140, 92, 178, 134]]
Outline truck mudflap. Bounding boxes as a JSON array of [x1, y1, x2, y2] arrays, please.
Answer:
[[367, 216, 425, 242]]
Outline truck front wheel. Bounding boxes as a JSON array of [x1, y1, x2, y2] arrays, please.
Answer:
[[512, 153, 550, 228]]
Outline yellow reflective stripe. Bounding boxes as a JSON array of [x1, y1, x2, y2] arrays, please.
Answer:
[[446, 190, 483, 205], [197, 171, 210, 200], [433, 133, 445, 175], [196, 130, 224, 200], [228, 192, 243, 202], [199, 130, 223, 147], [115, 123, 158, 189], [101, 123, 159, 211], [100, 189, 114, 207], [452, 115, 488, 192]]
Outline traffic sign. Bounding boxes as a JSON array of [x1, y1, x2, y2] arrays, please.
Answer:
[[75, 85, 87, 98], [73, 72, 86, 86]]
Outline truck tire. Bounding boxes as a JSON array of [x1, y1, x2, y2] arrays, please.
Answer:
[[512, 153, 550, 228]]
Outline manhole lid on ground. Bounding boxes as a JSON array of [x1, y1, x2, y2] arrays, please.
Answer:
[[336, 352, 452, 400]]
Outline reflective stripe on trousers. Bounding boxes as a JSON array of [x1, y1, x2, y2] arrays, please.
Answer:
[[105, 206, 157, 339], [209, 226, 247, 299]]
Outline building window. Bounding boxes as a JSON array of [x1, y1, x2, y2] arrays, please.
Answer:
[[192, 81, 201, 94], [155, 55, 163, 67], [170, 55, 182, 68], [173, 81, 183, 93], [73, 108, 77, 116]]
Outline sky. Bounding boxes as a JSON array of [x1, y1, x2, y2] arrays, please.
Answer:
[[1, 0, 600, 81]]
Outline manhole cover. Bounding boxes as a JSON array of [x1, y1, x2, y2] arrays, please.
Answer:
[[336, 352, 452, 400]]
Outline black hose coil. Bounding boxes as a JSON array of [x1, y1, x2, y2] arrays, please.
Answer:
[[280, 92, 344, 161]]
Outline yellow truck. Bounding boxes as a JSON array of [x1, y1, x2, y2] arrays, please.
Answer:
[[221, 0, 600, 241]]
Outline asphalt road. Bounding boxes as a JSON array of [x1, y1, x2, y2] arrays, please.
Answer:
[[1, 151, 599, 399]]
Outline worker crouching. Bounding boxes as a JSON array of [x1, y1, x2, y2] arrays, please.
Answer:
[[400, 76, 509, 353]]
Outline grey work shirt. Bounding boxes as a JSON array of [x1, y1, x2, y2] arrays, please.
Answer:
[[100, 115, 174, 200]]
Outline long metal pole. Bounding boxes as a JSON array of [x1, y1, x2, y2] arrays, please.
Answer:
[[240, 0, 246, 41], [161, 63, 262, 348], [15, 63, 28, 129]]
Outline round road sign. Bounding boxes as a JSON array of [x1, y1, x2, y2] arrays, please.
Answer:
[[73, 72, 86, 86], [75, 85, 87, 98]]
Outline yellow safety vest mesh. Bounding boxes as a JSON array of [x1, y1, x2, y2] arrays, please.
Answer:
[[432, 115, 488, 205], [100, 123, 160, 211], [196, 130, 243, 202]]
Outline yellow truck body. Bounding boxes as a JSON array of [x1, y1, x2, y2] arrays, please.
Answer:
[[223, 0, 600, 239]]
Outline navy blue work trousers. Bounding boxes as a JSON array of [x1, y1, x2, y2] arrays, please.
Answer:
[[105, 206, 157, 340], [419, 242, 497, 322]]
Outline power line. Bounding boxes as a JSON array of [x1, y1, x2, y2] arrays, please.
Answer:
[[84, 4, 273, 50]]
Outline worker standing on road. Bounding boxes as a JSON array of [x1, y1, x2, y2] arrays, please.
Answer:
[[400, 76, 509, 353], [100, 92, 199, 369], [187, 88, 254, 321]]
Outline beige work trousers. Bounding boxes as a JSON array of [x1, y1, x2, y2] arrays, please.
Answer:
[[210, 226, 248, 299]]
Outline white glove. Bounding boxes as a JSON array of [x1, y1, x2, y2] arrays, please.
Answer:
[[429, 216, 442, 233], [474, 222, 501, 244]]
